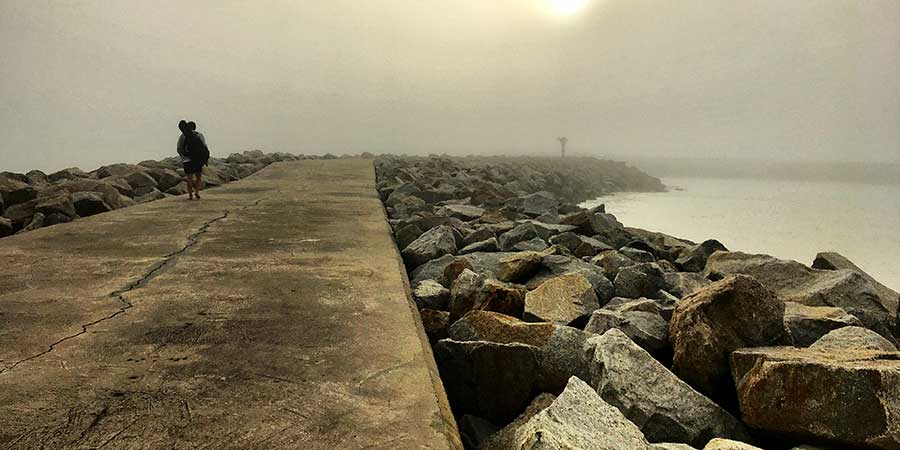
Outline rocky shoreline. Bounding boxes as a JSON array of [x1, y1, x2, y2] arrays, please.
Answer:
[[375, 155, 900, 450], [0, 151, 349, 238]]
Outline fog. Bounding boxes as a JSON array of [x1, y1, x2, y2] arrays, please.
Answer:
[[1, 0, 899, 173]]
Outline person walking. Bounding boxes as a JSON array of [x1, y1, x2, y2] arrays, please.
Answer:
[[176, 120, 210, 200]]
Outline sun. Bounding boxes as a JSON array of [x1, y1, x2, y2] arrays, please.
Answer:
[[546, 0, 588, 17]]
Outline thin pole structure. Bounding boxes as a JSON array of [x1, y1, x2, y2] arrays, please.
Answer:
[[557, 137, 568, 158]]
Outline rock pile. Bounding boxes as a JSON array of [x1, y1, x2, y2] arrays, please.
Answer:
[[0, 150, 303, 238], [375, 155, 900, 450]]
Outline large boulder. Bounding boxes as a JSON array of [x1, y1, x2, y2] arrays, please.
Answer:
[[664, 272, 711, 299], [4, 186, 40, 207], [411, 279, 450, 310], [93, 163, 140, 179], [705, 251, 896, 341], [513, 376, 654, 450], [527, 254, 615, 302], [506, 191, 559, 216], [615, 262, 668, 299], [34, 194, 76, 218], [448, 269, 525, 322], [459, 237, 499, 254], [2, 199, 39, 229], [409, 254, 458, 288], [809, 326, 897, 352], [461, 227, 495, 247], [448, 310, 591, 392], [591, 250, 638, 279], [54, 179, 131, 209], [525, 273, 600, 327], [441, 203, 485, 221], [418, 309, 450, 344], [143, 167, 183, 191], [0, 217, 13, 237], [675, 239, 728, 272], [71, 191, 112, 218], [584, 301, 669, 356], [401, 225, 458, 270], [135, 188, 166, 204], [812, 251, 900, 330], [585, 329, 751, 447], [496, 251, 545, 283], [783, 302, 863, 347], [549, 231, 613, 257], [702, 439, 762, 450], [731, 346, 900, 450], [47, 167, 90, 183], [480, 393, 556, 450], [497, 223, 541, 251], [433, 339, 539, 424], [669, 275, 789, 404]]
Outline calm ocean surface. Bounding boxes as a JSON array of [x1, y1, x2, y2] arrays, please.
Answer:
[[582, 177, 900, 291]]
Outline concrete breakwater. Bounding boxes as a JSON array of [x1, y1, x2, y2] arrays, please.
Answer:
[[0, 151, 348, 238], [376, 155, 900, 450]]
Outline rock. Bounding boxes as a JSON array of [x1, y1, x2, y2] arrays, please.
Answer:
[[498, 223, 541, 251], [584, 305, 669, 356], [560, 209, 624, 236], [615, 262, 667, 299], [664, 272, 711, 299], [809, 326, 897, 352], [448, 269, 526, 322], [121, 170, 158, 191], [812, 251, 900, 330], [135, 188, 166, 204], [0, 217, 13, 237], [585, 329, 750, 447], [706, 251, 896, 340], [412, 279, 450, 310], [512, 237, 549, 252], [20, 212, 45, 232], [528, 254, 615, 303], [394, 223, 424, 250], [670, 275, 789, 404], [534, 211, 560, 224], [462, 227, 494, 247], [4, 186, 39, 207], [441, 257, 474, 287], [591, 250, 637, 279], [94, 163, 141, 179], [105, 177, 135, 197], [164, 181, 189, 196], [459, 237, 499, 254], [25, 170, 48, 185], [409, 254, 457, 287], [44, 212, 74, 226], [676, 239, 728, 272], [35, 195, 76, 218], [53, 179, 130, 210], [506, 191, 559, 216], [433, 339, 539, 424], [525, 273, 600, 327], [1, 199, 39, 229], [549, 231, 613, 257], [513, 376, 653, 450], [71, 192, 112, 218], [652, 445, 697, 450], [783, 302, 863, 347], [497, 251, 544, 283], [441, 204, 485, 221], [419, 309, 450, 343], [458, 415, 499, 450], [731, 346, 900, 450], [47, 167, 90, 183], [519, 220, 579, 241], [702, 439, 762, 450], [0, 175, 30, 208], [480, 393, 556, 450], [401, 225, 458, 270], [448, 311, 592, 392], [144, 167, 182, 191], [620, 246, 657, 263]]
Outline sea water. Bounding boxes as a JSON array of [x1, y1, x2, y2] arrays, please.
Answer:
[[581, 177, 900, 291]]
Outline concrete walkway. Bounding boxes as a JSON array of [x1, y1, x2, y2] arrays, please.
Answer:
[[0, 159, 462, 450]]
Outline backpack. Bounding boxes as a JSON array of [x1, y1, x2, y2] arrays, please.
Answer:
[[185, 131, 210, 165]]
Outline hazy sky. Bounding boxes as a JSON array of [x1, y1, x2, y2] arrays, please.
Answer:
[[1, 0, 899, 173]]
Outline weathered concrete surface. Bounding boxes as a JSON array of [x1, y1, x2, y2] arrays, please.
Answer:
[[0, 160, 463, 449]]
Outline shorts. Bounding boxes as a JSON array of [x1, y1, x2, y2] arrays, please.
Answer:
[[183, 161, 203, 174]]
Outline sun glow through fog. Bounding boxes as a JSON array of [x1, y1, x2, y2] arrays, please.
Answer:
[[545, 0, 588, 17]]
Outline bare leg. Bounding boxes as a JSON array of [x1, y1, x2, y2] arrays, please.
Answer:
[[186, 175, 195, 199], [194, 173, 203, 198]]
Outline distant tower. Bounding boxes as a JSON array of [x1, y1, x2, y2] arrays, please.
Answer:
[[557, 137, 568, 158]]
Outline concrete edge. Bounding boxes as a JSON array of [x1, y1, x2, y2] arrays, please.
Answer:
[[367, 161, 464, 450]]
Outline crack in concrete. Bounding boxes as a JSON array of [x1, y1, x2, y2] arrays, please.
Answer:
[[0, 197, 271, 375]]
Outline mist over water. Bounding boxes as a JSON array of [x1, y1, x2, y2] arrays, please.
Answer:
[[583, 177, 900, 291]]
